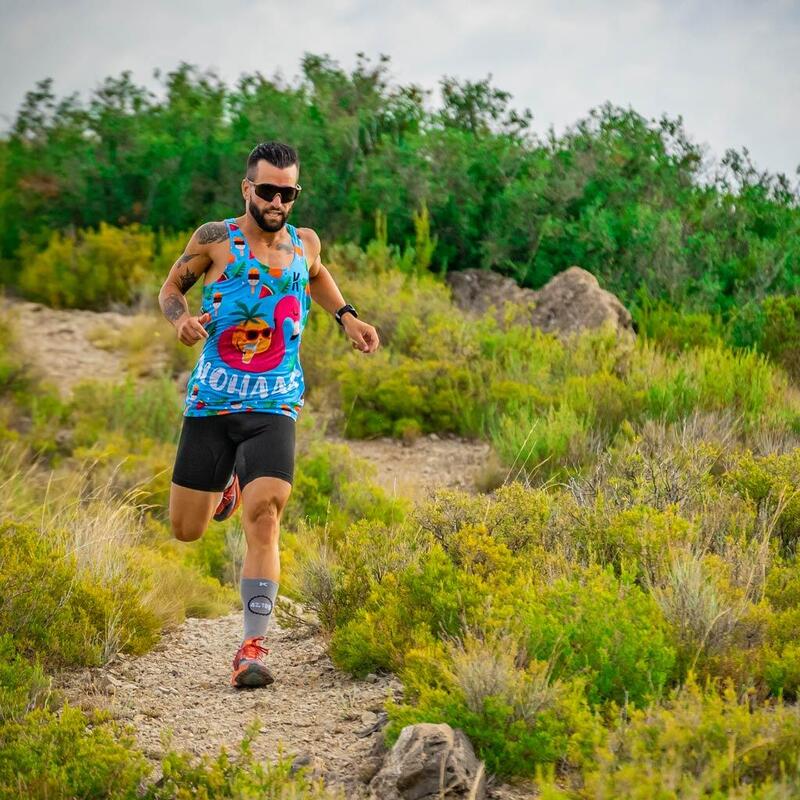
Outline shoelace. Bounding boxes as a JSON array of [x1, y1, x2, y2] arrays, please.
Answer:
[[236, 636, 269, 664]]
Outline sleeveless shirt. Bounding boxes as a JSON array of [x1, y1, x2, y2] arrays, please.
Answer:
[[182, 218, 312, 419]]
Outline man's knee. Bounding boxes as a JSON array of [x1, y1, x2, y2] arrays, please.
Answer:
[[243, 496, 285, 547], [170, 516, 206, 542], [244, 496, 283, 526]]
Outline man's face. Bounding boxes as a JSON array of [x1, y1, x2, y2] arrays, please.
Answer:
[[243, 161, 300, 233]]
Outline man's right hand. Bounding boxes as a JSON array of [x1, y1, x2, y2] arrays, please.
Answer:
[[176, 312, 211, 346]]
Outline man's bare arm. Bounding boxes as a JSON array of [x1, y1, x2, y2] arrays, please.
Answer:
[[301, 228, 380, 353], [158, 221, 226, 325], [302, 228, 348, 315], [159, 221, 229, 346]]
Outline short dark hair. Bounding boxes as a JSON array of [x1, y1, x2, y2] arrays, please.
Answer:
[[246, 141, 299, 179]]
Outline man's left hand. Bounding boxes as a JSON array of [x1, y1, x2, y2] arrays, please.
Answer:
[[343, 316, 380, 353]]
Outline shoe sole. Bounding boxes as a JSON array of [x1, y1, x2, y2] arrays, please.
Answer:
[[231, 662, 275, 688]]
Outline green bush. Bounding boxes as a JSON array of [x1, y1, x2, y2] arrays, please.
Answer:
[[540, 675, 800, 799], [725, 450, 800, 552], [386, 673, 604, 778], [634, 298, 725, 352], [330, 544, 490, 675], [0, 521, 159, 667], [287, 440, 408, 535], [0, 705, 148, 800], [19, 223, 153, 309], [523, 567, 676, 707], [760, 294, 800, 380], [70, 375, 183, 447], [0, 635, 54, 724]]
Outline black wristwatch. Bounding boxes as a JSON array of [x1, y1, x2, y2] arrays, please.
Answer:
[[335, 303, 358, 326]]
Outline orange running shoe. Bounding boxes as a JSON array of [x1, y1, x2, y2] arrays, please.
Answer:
[[213, 473, 241, 522], [230, 636, 274, 688]]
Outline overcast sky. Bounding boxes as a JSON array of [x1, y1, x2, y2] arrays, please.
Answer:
[[1, 0, 798, 179]]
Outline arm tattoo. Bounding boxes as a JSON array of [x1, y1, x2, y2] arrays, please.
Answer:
[[161, 293, 187, 324], [177, 265, 199, 294], [196, 221, 228, 244], [179, 251, 201, 265]]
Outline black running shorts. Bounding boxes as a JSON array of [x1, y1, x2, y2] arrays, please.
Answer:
[[171, 412, 295, 492]]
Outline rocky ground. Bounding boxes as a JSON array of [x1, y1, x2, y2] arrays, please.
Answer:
[[57, 613, 397, 796]]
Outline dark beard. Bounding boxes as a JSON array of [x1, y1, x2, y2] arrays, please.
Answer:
[[249, 203, 287, 232]]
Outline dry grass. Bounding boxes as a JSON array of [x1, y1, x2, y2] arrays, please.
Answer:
[[87, 312, 194, 378], [649, 493, 787, 669], [293, 541, 339, 629], [450, 633, 557, 724]]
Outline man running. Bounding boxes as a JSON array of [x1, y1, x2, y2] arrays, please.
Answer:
[[158, 141, 380, 688]]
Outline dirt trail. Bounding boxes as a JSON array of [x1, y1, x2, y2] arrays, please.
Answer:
[[19, 297, 527, 796], [8, 298, 135, 391], [58, 614, 398, 795]]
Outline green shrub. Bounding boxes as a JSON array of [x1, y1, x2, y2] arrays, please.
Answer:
[[0, 309, 35, 402], [490, 402, 597, 482], [0, 521, 159, 667], [635, 299, 725, 352], [330, 544, 490, 675], [0, 705, 148, 800], [760, 294, 800, 380], [523, 567, 676, 707], [386, 673, 604, 778], [540, 675, 800, 799], [287, 440, 408, 535], [19, 223, 153, 309], [725, 450, 800, 552], [70, 375, 183, 447], [0, 635, 54, 724]]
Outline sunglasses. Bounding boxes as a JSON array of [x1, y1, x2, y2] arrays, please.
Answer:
[[247, 179, 302, 204], [244, 328, 271, 341]]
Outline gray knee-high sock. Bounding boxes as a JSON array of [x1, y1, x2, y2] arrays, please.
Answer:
[[240, 577, 279, 640]]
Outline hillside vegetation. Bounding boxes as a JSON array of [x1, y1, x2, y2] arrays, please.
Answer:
[[1, 55, 800, 798], [1, 236, 800, 794], [1, 55, 799, 372]]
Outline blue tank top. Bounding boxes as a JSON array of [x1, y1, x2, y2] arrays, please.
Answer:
[[182, 218, 312, 419]]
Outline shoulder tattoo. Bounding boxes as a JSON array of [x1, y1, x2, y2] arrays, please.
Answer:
[[197, 221, 228, 244]]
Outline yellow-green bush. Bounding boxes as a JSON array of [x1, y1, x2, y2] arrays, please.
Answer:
[[0, 705, 149, 800], [540, 675, 800, 799], [725, 450, 800, 552], [19, 223, 153, 309], [286, 439, 409, 536], [0, 635, 54, 725], [0, 521, 159, 667], [0, 705, 341, 800]]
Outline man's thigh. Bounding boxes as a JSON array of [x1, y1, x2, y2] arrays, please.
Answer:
[[172, 415, 238, 492], [169, 482, 222, 538], [170, 415, 237, 537], [232, 413, 296, 489]]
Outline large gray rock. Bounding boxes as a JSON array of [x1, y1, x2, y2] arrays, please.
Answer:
[[446, 265, 634, 338], [368, 723, 486, 800]]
